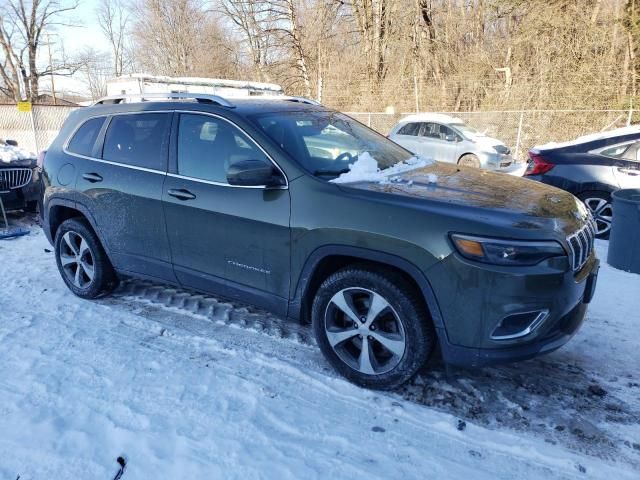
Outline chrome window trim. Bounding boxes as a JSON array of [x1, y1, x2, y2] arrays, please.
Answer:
[[173, 110, 289, 189], [62, 109, 289, 189]]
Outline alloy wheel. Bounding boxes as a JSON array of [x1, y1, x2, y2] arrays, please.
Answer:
[[59, 231, 95, 289], [324, 287, 406, 375], [583, 198, 613, 236]]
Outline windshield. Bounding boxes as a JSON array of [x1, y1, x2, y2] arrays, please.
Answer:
[[451, 123, 481, 137], [251, 111, 413, 178]]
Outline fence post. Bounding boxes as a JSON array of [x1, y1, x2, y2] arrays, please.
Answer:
[[515, 110, 525, 161], [29, 105, 40, 154], [627, 104, 633, 126], [367, 112, 372, 127]]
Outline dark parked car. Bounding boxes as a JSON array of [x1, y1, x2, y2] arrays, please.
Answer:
[[40, 93, 599, 389], [0, 139, 40, 213], [524, 127, 640, 238]]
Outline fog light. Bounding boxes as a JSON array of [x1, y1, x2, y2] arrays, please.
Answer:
[[490, 310, 549, 340]]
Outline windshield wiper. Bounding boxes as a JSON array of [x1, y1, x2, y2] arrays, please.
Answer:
[[313, 168, 350, 177]]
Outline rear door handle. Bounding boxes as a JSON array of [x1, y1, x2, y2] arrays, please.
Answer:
[[82, 172, 103, 183], [618, 167, 640, 176], [167, 188, 196, 201]]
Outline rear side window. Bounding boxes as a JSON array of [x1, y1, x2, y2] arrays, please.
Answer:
[[102, 113, 170, 170], [397, 123, 420, 136], [67, 117, 105, 157]]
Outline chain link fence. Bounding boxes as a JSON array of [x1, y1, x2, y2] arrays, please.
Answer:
[[0, 104, 77, 154], [0, 104, 635, 163]]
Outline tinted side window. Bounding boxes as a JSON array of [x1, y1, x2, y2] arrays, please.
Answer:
[[397, 123, 420, 136], [600, 144, 631, 158], [621, 142, 640, 162], [102, 113, 170, 170], [67, 117, 105, 157], [177, 113, 269, 183], [440, 125, 459, 141], [422, 122, 440, 138]]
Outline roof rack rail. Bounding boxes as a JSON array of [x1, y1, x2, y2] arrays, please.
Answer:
[[91, 92, 235, 108], [282, 96, 322, 106]]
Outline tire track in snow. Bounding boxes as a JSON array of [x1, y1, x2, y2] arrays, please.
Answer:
[[109, 278, 640, 471]]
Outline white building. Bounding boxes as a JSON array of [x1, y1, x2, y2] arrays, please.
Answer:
[[106, 74, 284, 98]]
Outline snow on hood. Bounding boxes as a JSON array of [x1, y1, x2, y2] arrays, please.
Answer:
[[330, 152, 435, 184], [534, 125, 640, 151], [0, 143, 35, 164]]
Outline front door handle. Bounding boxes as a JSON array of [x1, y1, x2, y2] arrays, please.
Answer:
[[82, 172, 103, 183], [167, 188, 196, 201]]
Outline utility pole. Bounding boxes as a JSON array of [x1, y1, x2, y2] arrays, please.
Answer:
[[45, 33, 57, 105]]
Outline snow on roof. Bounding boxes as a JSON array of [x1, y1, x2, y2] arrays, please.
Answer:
[[398, 113, 465, 125], [534, 125, 640, 150], [108, 74, 283, 93]]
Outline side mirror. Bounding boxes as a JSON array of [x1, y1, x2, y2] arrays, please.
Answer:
[[6, 139, 18, 146], [445, 134, 457, 143], [227, 159, 285, 187]]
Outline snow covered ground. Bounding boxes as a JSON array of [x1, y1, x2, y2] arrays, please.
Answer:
[[0, 214, 638, 479]]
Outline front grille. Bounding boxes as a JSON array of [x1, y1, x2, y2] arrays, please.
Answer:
[[567, 217, 597, 272], [0, 168, 32, 192]]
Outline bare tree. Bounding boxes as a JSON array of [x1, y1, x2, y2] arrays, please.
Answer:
[[76, 46, 110, 99], [0, 0, 79, 101], [96, 0, 130, 77], [218, 0, 274, 81], [133, 0, 208, 76]]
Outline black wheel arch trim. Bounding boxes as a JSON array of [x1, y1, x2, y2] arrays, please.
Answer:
[[289, 244, 446, 332], [44, 197, 112, 259]]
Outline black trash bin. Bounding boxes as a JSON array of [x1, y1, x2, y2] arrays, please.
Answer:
[[607, 188, 640, 274]]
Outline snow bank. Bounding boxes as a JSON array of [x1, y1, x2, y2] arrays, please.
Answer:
[[0, 144, 34, 163], [1, 230, 639, 479], [535, 125, 640, 151], [330, 152, 435, 184]]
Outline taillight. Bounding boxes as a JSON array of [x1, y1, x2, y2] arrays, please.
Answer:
[[37, 150, 47, 169], [524, 150, 554, 176]]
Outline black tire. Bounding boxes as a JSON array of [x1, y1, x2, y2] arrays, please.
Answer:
[[24, 200, 38, 214], [458, 153, 481, 168], [54, 218, 119, 299], [577, 191, 612, 240], [312, 266, 436, 390]]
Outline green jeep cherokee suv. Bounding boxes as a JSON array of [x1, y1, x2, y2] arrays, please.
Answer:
[[40, 94, 599, 389]]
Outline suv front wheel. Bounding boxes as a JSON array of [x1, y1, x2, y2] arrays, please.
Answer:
[[312, 266, 435, 389], [54, 218, 119, 299]]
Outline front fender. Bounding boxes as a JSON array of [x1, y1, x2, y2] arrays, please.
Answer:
[[289, 243, 446, 332]]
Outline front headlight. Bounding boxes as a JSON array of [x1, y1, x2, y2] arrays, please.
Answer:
[[450, 234, 566, 266]]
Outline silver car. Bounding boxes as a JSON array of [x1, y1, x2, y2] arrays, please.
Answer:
[[388, 114, 513, 170]]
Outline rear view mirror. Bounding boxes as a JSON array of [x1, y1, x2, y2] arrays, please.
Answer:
[[227, 159, 285, 187], [6, 139, 18, 146], [445, 134, 457, 142]]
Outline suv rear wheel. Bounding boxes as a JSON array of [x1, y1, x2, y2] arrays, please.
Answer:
[[54, 218, 119, 299], [312, 266, 435, 389]]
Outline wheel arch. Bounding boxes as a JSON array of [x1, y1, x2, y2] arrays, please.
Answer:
[[457, 152, 478, 163], [290, 245, 445, 332], [46, 199, 111, 258]]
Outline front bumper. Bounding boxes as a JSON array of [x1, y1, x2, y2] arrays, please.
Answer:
[[427, 251, 599, 367], [479, 152, 513, 170]]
